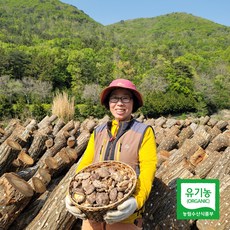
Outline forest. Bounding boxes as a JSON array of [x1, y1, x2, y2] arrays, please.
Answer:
[[0, 0, 230, 121]]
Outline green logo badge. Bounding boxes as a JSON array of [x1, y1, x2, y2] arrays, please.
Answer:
[[177, 179, 219, 219]]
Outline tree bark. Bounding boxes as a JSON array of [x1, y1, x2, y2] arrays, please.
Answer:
[[195, 150, 222, 178], [25, 163, 79, 230], [157, 134, 179, 152], [55, 120, 75, 137], [206, 147, 230, 180], [0, 119, 19, 144], [8, 122, 35, 148], [160, 161, 194, 185], [28, 130, 49, 162], [0, 140, 22, 176], [80, 118, 97, 133], [44, 147, 75, 178], [199, 115, 210, 125], [157, 150, 170, 168], [206, 131, 230, 152], [191, 125, 212, 148], [196, 175, 230, 230], [9, 175, 63, 230], [37, 115, 57, 130], [215, 120, 228, 131], [206, 125, 221, 141], [67, 136, 76, 148], [154, 116, 167, 127], [143, 177, 192, 230], [69, 121, 80, 136], [177, 126, 194, 148], [52, 118, 66, 136], [37, 132, 68, 168], [28, 168, 51, 193], [15, 164, 39, 181], [75, 130, 91, 156], [189, 146, 208, 167], [0, 173, 34, 229], [0, 127, 5, 136]]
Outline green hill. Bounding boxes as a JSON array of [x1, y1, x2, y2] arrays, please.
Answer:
[[0, 0, 102, 45], [108, 12, 230, 49], [0, 0, 229, 120]]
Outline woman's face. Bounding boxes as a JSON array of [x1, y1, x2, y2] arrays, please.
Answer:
[[109, 88, 133, 121]]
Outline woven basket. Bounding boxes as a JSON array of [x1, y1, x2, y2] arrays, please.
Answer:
[[68, 161, 137, 222]]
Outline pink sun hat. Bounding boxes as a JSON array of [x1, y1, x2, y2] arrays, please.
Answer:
[[100, 79, 143, 112]]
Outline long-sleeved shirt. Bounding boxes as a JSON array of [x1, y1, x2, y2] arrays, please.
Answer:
[[76, 119, 157, 223]]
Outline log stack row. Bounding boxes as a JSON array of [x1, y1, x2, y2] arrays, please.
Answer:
[[142, 115, 230, 230], [0, 114, 229, 230], [0, 115, 104, 230]]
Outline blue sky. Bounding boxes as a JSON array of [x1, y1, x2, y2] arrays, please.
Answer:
[[61, 0, 230, 27]]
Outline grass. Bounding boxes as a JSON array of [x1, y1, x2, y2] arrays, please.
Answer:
[[51, 92, 75, 122]]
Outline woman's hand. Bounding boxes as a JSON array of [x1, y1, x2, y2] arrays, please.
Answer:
[[104, 197, 137, 224], [65, 194, 86, 220]]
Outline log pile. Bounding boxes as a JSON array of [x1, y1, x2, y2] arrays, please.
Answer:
[[0, 114, 229, 230]]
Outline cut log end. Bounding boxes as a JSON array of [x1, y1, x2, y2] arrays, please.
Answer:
[[189, 147, 208, 166], [45, 156, 58, 169], [12, 159, 21, 167], [18, 151, 34, 166], [4, 173, 34, 197], [32, 177, 46, 193], [65, 147, 78, 161], [67, 136, 76, 148], [158, 150, 171, 158], [6, 139, 22, 150], [59, 150, 71, 163], [45, 138, 54, 148], [37, 168, 52, 184]]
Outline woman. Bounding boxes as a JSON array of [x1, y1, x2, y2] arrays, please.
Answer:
[[65, 79, 157, 230]]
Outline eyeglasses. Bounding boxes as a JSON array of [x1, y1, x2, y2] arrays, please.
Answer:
[[109, 96, 132, 103]]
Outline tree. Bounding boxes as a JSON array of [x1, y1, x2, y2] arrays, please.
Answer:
[[67, 48, 100, 92], [7, 50, 31, 79], [20, 77, 52, 104], [139, 71, 168, 96], [0, 75, 23, 103], [82, 84, 102, 105]]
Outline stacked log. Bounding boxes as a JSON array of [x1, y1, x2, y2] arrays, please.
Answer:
[[143, 116, 230, 230], [0, 119, 19, 144], [0, 119, 38, 176], [0, 140, 22, 176], [24, 162, 79, 230], [0, 173, 34, 229], [0, 115, 97, 230], [0, 114, 229, 230], [196, 174, 230, 230], [143, 178, 192, 230]]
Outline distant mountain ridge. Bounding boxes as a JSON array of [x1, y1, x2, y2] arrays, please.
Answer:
[[106, 12, 230, 49], [0, 0, 229, 120], [0, 0, 101, 44], [1, 0, 230, 46]]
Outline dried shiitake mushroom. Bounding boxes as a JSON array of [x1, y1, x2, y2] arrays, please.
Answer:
[[69, 162, 136, 208]]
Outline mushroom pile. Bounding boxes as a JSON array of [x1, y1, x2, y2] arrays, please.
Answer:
[[69, 162, 137, 208]]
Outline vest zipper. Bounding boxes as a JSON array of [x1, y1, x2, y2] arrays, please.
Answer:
[[107, 122, 124, 160], [99, 145, 103, 161], [99, 138, 107, 161], [115, 142, 122, 161]]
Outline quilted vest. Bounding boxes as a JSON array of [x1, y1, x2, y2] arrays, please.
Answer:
[[93, 119, 151, 175]]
